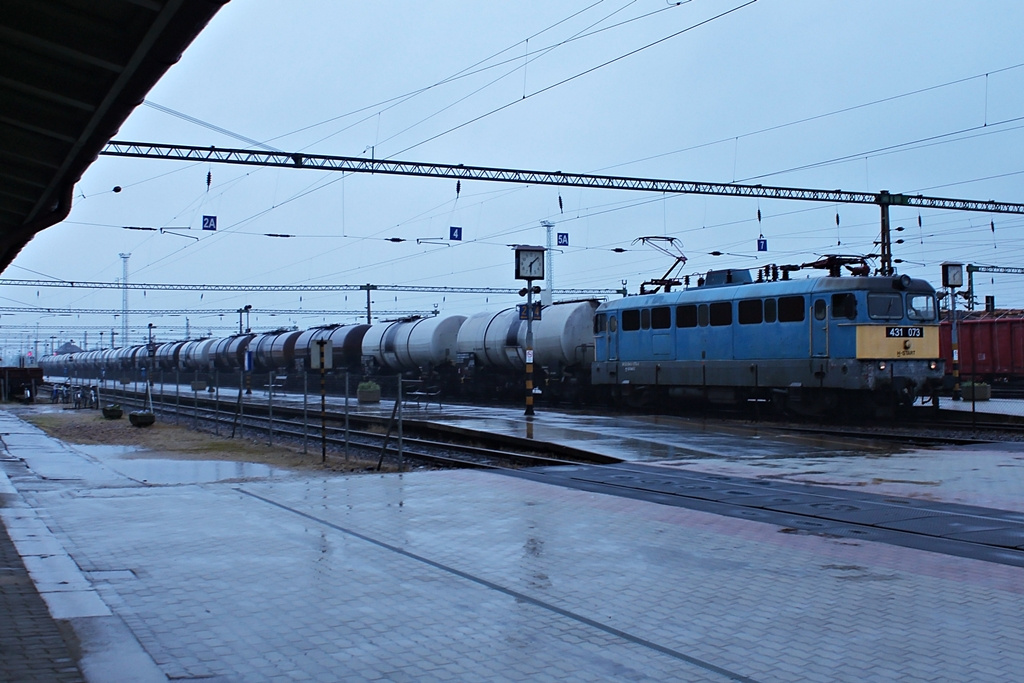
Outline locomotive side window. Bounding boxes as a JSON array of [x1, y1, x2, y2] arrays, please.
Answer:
[[697, 304, 709, 327], [813, 299, 827, 320], [609, 316, 617, 332], [738, 299, 763, 324], [594, 313, 606, 333], [777, 296, 805, 322], [709, 302, 732, 326], [831, 293, 857, 320], [622, 309, 641, 331], [906, 293, 937, 321], [641, 308, 651, 330], [764, 298, 777, 323], [651, 307, 671, 329], [867, 293, 903, 320], [676, 305, 698, 328]]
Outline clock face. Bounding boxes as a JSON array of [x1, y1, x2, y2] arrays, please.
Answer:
[[517, 249, 544, 279], [943, 264, 963, 288]]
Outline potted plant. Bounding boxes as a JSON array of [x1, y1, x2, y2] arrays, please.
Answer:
[[129, 410, 156, 427], [102, 404, 123, 419], [961, 381, 991, 401], [356, 380, 381, 403]]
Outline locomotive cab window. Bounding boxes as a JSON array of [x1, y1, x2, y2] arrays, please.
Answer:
[[831, 293, 857, 320], [622, 309, 641, 331], [640, 308, 651, 330], [906, 293, 937, 321], [868, 293, 904, 320], [677, 305, 698, 328], [764, 298, 777, 323], [594, 313, 606, 333], [652, 306, 671, 329]]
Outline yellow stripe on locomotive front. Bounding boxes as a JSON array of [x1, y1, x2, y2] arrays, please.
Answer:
[[855, 324, 939, 359]]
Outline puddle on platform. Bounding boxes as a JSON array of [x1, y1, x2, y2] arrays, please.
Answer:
[[72, 444, 294, 485]]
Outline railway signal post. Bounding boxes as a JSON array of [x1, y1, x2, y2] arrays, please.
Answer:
[[312, 339, 332, 462], [515, 245, 545, 417]]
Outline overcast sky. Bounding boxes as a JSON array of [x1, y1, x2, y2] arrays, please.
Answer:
[[7, 0, 1024, 353]]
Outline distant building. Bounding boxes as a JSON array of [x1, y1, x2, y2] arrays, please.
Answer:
[[54, 341, 82, 354]]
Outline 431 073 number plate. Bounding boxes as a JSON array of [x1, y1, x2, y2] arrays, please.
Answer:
[[886, 326, 923, 338]]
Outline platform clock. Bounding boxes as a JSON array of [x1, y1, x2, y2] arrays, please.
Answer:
[[515, 246, 545, 280], [941, 262, 963, 288]]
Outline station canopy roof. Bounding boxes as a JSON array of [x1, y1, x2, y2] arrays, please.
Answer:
[[0, 0, 228, 272]]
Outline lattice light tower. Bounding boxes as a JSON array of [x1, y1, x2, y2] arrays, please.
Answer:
[[119, 252, 130, 347]]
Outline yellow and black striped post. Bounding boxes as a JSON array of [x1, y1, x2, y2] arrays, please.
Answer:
[[525, 283, 535, 417]]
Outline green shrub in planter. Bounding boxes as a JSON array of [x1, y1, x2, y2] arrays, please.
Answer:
[[357, 381, 381, 403]]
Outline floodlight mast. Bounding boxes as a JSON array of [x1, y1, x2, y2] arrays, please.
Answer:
[[101, 141, 1024, 277]]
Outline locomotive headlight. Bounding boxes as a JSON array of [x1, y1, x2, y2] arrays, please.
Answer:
[[878, 361, 887, 371], [929, 360, 938, 370]]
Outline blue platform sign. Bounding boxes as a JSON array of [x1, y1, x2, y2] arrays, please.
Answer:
[[557, 232, 569, 247], [202, 215, 217, 231], [449, 226, 462, 241], [517, 303, 542, 321], [757, 237, 768, 252]]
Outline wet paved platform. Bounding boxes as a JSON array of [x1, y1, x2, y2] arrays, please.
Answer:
[[4, 403, 1024, 681]]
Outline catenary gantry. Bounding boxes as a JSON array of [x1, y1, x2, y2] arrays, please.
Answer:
[[101, 141, 1024, 277]]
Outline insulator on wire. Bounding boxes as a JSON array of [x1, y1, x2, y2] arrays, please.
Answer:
[[456, 180, 461, 198], [558, 194, 563, 214], [757, 208, 761, 223], [835, 213, 840, 226], [206, 171, 212, 191]]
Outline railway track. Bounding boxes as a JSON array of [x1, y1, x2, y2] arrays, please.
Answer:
[[39, 381, 1024, 568], [79, 382, 616, 471]]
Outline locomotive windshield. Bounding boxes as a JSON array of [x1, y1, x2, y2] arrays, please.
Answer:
[[867, 293, 903, 320], [906, 293, 937, 321]]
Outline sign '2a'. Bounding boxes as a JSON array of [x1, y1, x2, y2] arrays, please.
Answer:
[[202, 215, 217, 231]]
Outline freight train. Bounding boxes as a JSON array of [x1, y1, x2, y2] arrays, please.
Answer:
[[939, 310, 1024, 388], [40, 263, 946, 414], [39, 300, 599, 403]]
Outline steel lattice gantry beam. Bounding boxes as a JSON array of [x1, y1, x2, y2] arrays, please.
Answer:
[[97, 141, 1024, 211], [0, 279, 620, 296], [0, 306, 427, 317], [101, 141, 1024, 276], [965, 264, 1024, 310]]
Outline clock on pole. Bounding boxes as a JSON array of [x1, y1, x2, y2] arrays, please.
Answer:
[[515, 245, 545, 280]]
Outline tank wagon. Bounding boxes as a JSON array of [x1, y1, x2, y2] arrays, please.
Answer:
[[455, 300, 597, 400], [361, 314, 467, 374], [592, 267, 944, 413]]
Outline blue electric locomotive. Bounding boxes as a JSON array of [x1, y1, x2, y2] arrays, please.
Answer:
[[591, 267, 944, 413]]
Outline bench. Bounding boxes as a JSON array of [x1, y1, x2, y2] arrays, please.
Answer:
[[406, 386, 442, 409]]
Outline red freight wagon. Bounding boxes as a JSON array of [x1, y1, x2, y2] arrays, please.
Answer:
[[940, 311, 1024, 381]]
